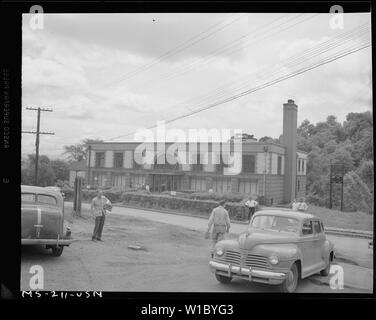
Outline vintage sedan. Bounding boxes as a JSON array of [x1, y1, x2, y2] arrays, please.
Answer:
[[21, 185, 73, 256], [209, 210, 334, 292]]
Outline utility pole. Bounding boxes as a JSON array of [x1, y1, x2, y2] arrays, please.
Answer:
[[22, 107, 54, 186], [87, 145, 92, 188]]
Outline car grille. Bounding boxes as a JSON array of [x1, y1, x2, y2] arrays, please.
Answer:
[[218, 250, 270, 270], [223, 250, 241, 265], [244, 254, 270, 269]]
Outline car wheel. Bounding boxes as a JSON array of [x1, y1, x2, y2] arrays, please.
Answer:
[[279, 263, 299, 293], [320, 254, 332, 276], [51, 246, 64, 257], [215, 274, 232, 284]]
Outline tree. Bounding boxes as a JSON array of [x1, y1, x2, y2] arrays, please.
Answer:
[[50, 159, 70, 181], [343, 171, 373, 213], [21, 154, 71, 187], [63, 144, 85, 162], [259, 136, 279, 144], [356, 160, 374, 194], [294, 111, 373, 212], [63, 138, 103, 162], [24, 154, 56, 186]]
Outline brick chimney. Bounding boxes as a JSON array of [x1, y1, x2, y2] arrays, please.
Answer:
[[282, 99, 297, 203]]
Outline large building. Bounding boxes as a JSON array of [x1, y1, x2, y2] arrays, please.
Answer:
[[86, 100, 307, 204]]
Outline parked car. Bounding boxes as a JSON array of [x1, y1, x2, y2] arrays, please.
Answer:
[[209, 210, 334, 292], [21, 185, 72, 256]]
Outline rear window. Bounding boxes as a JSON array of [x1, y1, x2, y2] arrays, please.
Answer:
[[37, 194, 57, 205], [21, 193, 36, 202]]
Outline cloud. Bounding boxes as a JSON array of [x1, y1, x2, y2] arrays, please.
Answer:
[[21, 13, 372, 157]]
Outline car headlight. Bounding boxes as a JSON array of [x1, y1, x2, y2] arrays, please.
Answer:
[[269, 255, 279, 265], [216, 247, 224, 256]]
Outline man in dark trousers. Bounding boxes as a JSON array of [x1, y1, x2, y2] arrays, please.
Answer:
[[90, 190, 112, 241], [245, 197, 258, 222], [207, 200, 231, 257]]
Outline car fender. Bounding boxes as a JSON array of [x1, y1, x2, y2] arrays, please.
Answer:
[[322, 238, 335, 261]]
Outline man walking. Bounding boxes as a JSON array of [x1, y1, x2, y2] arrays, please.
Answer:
[[91, 190, 112, 241], [245, 197, 258, 222], [207, 200, 231, 257]]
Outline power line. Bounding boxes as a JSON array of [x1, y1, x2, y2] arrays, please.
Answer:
[[160, 23, 370, 116], [107, 40, 370, 141], [104, 13, 247, 87], [22, 107, 55, 185], [130, 14, 307, 90], [132, 23, 370, 131]]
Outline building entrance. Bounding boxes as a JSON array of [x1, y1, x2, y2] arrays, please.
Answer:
[[151, 174, 180, 192]]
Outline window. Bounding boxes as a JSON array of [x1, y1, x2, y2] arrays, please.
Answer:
[[191, 154, 203, 172], [298, 159, 301, 173], [190, 177, 206, 191], [277, 156, 282, 175], [302, 221, 313, 235], [251, 215, 299, 233], [37, 195, 57, 205], [242, 155, 255, 173], [302, 160, 305, 174], [216, 154, 229, 173], [95, 152, 105, 168], [313, 221, 322, 234], [239, 181, 258, 194], [131, 174, 146, 188], [297, 180, 300, 192], [114, 152, 124, 168], [22, 193, 35, 202], [212, 178, 231, 193]]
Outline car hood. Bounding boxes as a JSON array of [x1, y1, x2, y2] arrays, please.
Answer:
[[238, 229, 299, 250]]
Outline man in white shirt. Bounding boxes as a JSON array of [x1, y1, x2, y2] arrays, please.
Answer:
[[297, 198, 308, 212], [291, 199, 299, 211], [207, 200, 231, 256], [90, 190, 112, 241], [245, 197, 258, 222]]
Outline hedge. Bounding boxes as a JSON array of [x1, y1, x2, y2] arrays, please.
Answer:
[[61, 187, 124, 203], [121, 192, 250, 221]]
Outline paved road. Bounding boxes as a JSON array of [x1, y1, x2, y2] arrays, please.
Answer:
[[20, 203, 373, 293], [109, 204, 373, 268]]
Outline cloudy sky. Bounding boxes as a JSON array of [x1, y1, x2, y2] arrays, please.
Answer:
[[22, 12, 372, 158]]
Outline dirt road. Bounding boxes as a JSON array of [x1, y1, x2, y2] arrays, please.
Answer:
[[20, 203, 373, 293]]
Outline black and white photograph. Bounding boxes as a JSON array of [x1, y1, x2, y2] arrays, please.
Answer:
[[1, 1, 374, 304]]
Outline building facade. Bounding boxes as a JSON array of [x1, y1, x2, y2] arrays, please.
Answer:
[[86, 100, 307, 204]]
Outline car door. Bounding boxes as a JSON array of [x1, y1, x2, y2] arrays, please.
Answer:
[[313, 220, 327, 270], [300, 219, 318, 277]]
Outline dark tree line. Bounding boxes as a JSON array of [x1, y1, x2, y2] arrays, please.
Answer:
[[296, 111, 373, 213], [21, 155, 70, 187]]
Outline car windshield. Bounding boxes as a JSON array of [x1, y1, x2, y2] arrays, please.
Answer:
[[250, 215, 299, 233]]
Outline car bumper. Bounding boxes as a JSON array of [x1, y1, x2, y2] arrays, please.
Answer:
[[209, 260, 287, 285], [21, 238, 73, 246]]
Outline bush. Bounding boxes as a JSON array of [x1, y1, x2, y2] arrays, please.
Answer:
[[61, 186, 123, 203], [121, 192, 249, 221]]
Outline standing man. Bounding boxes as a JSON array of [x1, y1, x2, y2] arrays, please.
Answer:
[[291, 199, 299, 211], [91, 190, 112, 241], [297, 198, 308, 212], [207, 200, 231, 257], [245, 197, 258, 222]]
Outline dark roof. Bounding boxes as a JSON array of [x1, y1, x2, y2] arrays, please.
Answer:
[[69, 160, 87, 171]]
